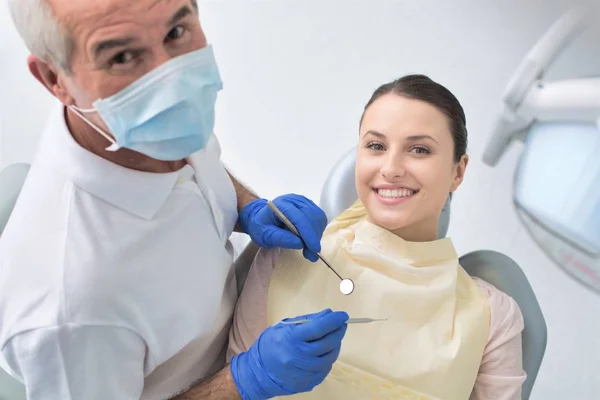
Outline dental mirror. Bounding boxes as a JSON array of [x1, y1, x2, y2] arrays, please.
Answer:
[[339, 278, 355, 295]]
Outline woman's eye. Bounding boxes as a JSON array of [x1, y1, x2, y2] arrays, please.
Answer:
[[411, 146, 431, 154], [166, 26, 185, 41], [367, 142, 385, 151]]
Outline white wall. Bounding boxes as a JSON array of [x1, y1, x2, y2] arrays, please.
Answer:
[[1, 0, 600, 398]]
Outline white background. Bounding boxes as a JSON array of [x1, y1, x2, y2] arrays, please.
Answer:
[[1, 0, 599, 398]]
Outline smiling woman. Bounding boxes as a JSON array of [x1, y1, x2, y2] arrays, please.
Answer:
[[227, 74, 527, 400], [356, 74, 469, 242]]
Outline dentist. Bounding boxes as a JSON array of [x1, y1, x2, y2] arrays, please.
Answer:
[[0, 0, 349, 399]]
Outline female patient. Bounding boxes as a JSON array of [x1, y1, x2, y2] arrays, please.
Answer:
[[228, 75, 526, 400]]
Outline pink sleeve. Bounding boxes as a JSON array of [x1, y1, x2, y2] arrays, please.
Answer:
[[470, 278, 527, 400], [226, 248, 280, 362]]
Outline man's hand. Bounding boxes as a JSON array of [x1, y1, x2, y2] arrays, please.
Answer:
[[230, 309, 349, 399], [237, 194, 328, 262]]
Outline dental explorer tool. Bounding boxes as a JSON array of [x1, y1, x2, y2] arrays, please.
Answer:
[[266, 201, 355, 295]]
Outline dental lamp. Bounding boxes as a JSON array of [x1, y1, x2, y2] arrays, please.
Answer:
[[483, 5, 600, 294]]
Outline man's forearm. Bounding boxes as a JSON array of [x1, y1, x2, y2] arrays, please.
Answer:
[[173, 366, 242, 400], [227, 171, 259, 212], [227, 170, 259, 233]]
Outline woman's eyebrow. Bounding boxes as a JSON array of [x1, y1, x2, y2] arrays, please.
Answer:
[[363, 130, 386, 139], [406, 134, 439, 144], [363, 130, 439, 144]]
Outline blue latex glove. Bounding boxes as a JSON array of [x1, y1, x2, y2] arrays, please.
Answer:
[[238, 194, 328, 262], [230, 309, 349, 399]]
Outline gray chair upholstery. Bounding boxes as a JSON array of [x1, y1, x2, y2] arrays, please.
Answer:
[[0, 368, 24, 400], [460, 251, 547, 400], [0, 164, 29, 400], [317, 146, 547, 400], [0, 163, 30, 236]]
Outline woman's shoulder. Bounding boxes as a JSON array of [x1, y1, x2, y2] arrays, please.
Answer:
[[472, 277, 525, 339], [249, 247, 282, 279]]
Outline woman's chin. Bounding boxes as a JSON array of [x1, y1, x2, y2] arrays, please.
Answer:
[[367, 213, 410, 233]]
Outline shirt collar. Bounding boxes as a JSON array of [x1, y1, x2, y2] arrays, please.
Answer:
[[35, 103, 186, 220]]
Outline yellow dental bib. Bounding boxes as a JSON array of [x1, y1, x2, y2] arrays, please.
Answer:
[[267, 202, 490, 400]]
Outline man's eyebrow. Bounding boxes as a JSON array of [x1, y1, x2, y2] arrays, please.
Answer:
[[91, 5, 193, 59], [167, 5, 193, 26], [93, 37, 137, 58]]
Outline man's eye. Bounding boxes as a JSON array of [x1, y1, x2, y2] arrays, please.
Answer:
[[112, 51, 135, 65], [166, 26, 185, 41]]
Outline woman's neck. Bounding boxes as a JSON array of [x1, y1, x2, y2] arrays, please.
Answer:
[[392, 226, 438, 242], [367, 215, 440, 243]]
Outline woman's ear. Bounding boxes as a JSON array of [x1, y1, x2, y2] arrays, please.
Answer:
[[450, 154, 469, 192]]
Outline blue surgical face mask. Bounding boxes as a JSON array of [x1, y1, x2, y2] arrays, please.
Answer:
[[69, 45, 222, 161]]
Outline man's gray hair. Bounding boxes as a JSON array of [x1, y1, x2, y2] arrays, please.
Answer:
[[7, 0, 73, 72]]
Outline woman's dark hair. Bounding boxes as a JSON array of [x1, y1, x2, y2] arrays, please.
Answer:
[[360, 74, 468, 163]]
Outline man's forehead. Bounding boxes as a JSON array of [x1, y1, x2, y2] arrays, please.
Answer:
[[50, 0, 194, 26]]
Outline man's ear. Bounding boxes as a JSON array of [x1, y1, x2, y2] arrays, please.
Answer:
[[450, 154, 469, 192], [27, 54, 75, 106]]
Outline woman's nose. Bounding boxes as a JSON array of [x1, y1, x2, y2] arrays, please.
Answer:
[[380, 154, 406, 179]]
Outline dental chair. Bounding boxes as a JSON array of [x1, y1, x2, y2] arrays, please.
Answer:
[[0, 163, 30, 236], [0, 163, 29, 400]]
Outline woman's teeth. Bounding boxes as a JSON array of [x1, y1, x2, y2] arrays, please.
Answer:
[[377, 188, 416, 198]]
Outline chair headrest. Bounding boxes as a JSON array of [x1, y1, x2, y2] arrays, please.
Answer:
[[319, 147, 451, 238], [0, 163, 31, 235]]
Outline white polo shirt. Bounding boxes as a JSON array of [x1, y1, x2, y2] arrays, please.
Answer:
[[0, 104, 239, 399]]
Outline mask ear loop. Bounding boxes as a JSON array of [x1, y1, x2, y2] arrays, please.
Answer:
[[69, 105, 121, 152]]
